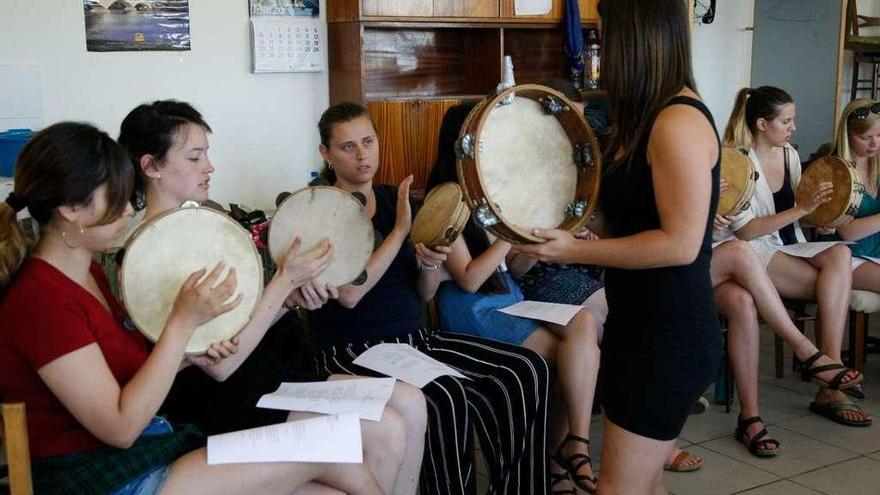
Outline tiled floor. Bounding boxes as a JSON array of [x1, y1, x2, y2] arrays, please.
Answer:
[[476, 321, 880, 494]]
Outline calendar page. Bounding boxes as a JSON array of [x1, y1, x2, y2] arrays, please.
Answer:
[[250, 16, 324, 73]]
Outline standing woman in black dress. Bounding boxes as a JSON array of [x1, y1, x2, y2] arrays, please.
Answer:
[[517, 0, 721, 492]]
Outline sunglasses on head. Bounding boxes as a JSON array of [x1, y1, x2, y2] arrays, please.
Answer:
[[850, 102, 880, 120]]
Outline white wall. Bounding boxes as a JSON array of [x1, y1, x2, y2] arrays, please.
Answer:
[[691, 0, 755, 136], [0, 0, 328, 211]]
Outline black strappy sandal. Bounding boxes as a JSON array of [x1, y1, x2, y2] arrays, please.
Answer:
[[735, 416, 780, 458], [550, 471, 578, 495], [800, 351, 863, 391], [553, 433, 598, 494]]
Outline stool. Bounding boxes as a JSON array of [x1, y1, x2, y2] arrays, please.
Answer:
[[847, 289, 880, 372]]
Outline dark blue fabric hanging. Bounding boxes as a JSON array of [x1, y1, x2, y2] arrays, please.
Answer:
[[563, 0, 586, 74]]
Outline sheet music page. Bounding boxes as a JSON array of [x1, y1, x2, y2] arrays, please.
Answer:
[[863, 256, 880, 265], [257, 378, 395, 421], [207, 413, 362, 465], [776, 241, 849, 259], [353, 343, 467, 388], [497, 300, 583, 326], [514, 0, 552, 15]]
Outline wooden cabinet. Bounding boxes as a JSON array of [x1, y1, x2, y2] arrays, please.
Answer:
[[328, 0, 600, 188]]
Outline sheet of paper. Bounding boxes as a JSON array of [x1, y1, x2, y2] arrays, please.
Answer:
[[257, 378, 395, 421], [207, 413, 362, 465], [776, 241, 849, 259], [863, 256, 880, 265], [497, 300, 583, 326], [353, 343, 467, 388], [514, 0, 552, 15]]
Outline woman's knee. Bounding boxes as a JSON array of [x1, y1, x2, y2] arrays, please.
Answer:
[[566, 310, 600, 347], [715, 284, 756, 320], [389, 382, 428, 431], [369, 407, 407, 461]]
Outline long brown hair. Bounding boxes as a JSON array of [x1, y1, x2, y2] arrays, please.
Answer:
[[833, 98, 880, 189], [599, 0, 696, 169], [0, 123, 133, 287], [723, 86, 793, 149]]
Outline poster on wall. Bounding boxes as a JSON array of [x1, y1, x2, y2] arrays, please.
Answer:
[[248, 0, 324, 73], [83, 1, 191, 52]]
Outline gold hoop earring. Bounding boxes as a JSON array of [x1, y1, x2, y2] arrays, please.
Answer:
[[61, 224, 85, 250]]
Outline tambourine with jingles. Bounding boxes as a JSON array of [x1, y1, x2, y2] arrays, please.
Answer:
[[121, 205, 263, 354], [797, 155, 865, 228], [269, 186, 374, 287], [411, 182, 470, 247], [718, 146, 759, 216], [455, 84, 602, 244]]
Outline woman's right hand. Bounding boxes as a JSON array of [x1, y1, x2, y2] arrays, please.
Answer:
[[276, 237, 334, 289], [713, 214, 733, 230], [393, 175, 415, 235], [719, 178, 729, 194], [168, 261, 242, 332], [798, 181, 834, 214]]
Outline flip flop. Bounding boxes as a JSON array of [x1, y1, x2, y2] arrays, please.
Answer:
[[664, 450, 703, 472], [810, 397, 873, 427]]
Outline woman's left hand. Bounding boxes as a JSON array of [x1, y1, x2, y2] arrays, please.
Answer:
[[513, 229, 582, 264], [187, 337, 239, 367], [415, 243, 451, 270]]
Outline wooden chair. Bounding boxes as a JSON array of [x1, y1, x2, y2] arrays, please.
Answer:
[[845, 0, 880, 101], [846, 289, 880, 372], [0, 403, 33, 495]]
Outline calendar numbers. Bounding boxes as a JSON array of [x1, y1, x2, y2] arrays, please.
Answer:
[[251, 17, 325, 72]]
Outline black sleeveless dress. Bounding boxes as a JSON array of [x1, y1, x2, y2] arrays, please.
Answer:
[[599, 96, 722, 441]]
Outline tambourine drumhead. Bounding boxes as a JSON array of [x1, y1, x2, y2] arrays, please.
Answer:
[[718, 147, 756, 216], [269, 186, 374, 287], [411, 182, 469, 247], [121, 207, 263, 355], [797, 155, 863, 227], [457, 84, 601, 244]]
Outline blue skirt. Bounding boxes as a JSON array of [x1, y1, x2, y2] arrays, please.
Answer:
[[436, 272, 541, 345]]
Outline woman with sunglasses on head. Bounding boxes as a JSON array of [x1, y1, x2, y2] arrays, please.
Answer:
[[517, 0, 723, 492], [715, 87, 869, 427], [821, 99, 880, 295], [118, 100, 428, 494], [289, 101, 551, 495], [0, 122, 389, 495]]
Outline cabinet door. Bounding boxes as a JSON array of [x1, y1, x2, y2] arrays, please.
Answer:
[[363, 0, 432, 17], [501, 0, 597, 22], [434, 0, 499, 18], [368, 99, 464, 190]]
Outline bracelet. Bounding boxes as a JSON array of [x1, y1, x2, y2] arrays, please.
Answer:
[[417, 259, 440, 271]]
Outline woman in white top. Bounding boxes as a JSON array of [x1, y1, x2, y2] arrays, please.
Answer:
[[118, 99, 429, 494], [717, 86, 869, 426]]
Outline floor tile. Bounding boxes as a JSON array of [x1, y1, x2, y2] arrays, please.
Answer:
[[734, 480, 826, 494], [700, 427, 857, 478], [777, 411, 880, 455], [792, 457, 880, 495], [664, 446, 779, 495], [678, 407, 740, 444]]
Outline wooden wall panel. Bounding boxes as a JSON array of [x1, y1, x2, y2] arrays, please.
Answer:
[[363, 0, 432, 17], [368, 99, 467, 190], [328, 22, 364, 103], [434, 0, 499, 18], [328, 0, 361, 22]]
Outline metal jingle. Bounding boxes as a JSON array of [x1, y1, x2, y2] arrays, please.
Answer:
[[473, 204, 500, 228], [573, 142, 596, 169], [564, 200, 588, 219]]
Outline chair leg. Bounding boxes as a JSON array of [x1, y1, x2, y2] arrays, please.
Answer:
[[850, 311, 867, 373], [2, 403, 33, 495], [774, 333, 784, 379]]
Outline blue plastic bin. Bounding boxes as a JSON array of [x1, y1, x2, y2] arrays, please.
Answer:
[[0, 129, 34, 177]]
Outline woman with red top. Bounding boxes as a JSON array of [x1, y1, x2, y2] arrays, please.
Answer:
[[0, 122, 393, 494]]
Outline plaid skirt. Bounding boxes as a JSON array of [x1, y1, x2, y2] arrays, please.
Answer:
[[31, 421, 204, 495]]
